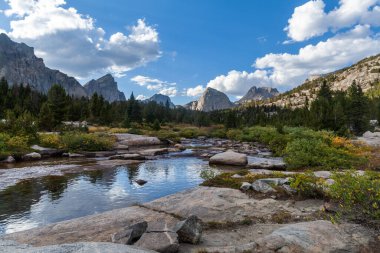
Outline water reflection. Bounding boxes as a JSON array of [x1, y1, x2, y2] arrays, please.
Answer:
[[0, 157, 208, 235]]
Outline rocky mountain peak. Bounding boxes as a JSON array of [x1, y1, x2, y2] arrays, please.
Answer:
[[84, 74, 126, 102], [144, 94, 175, 108], [0, 33, 87, 97], [186, 87, 234, 112], [238, 86, 280, 104]]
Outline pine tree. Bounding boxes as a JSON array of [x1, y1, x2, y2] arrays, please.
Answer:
[[347, 81, 370, 135], [39, 102, 54, 130], [47, 84, 67, 128]]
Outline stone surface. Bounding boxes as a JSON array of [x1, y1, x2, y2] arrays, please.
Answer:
[[134, 232, 179, 253], [313, 171, 332, 179], [258, 178, 290, 186], [80, 151, 117, 158], [0, 240, 157, 253], [238, 86, 280, 104], [209, 150, 248, 166], [251, 180, 276, 194], [135, 179, 148, 186], [30, 145, 63, 157], [144, 187, 323, 223], [3, 206, 179, 247], [185, 87, 235, 112], [358, 131, 380, 147], [139, 148, 169, 156], [174, 144, 186, 151], [114, 134, 162, 146], [22, 152, 42, 161], [84, 74, 126, 102], [255, 220, 379, 252], [174, 215, 202, 244], [111, 221, 148, 245], [1, 156, 15, 163], [247, 157, 286, 169], [0, 34, 87, 97], [68, 153, 85, 158]]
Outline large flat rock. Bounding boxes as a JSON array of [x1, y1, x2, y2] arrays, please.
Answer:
[[144, 187, 323, 223], [0, 240, 157, 253], [114, 134, 162, 146], [2, 206, 179, 247], [209, 151, 248, 166]]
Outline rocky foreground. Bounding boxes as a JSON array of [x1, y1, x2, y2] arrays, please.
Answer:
[[2, 186, 379, 253]]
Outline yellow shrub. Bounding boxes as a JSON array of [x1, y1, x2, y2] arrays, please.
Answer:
[[39, 134, 61, 149]]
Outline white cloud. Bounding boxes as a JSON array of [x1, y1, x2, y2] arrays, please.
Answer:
[[131, 75, 178, 97], [286, 0, 380, 42], [186, 85, 205, 97], [202, 0, 380, 96], [1, 0, 161, 78], [207, 70, 271, 96], [136, 94, 148, 100]]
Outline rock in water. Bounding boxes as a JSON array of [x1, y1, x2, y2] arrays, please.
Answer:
[[186, 87, 234, 112], [209, 150, 248, 166], [174, 215, 203, 244], [0, 33, 87, 97], [135, 179, 148, 186], [84, 74, 126, 102], [111, 221, 148, 245], [134, 232, 179, 253], [22, 152, 42, 161]]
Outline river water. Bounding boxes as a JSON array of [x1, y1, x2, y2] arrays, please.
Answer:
[[0, 156, 211, 235]]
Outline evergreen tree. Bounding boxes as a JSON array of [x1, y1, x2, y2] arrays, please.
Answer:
[[47, 84, 67, 128], [39, 102, 54, 130], [347, 81, 370, 135]]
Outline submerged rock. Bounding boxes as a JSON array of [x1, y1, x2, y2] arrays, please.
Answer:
[[31, 145, 63, 157], [110, 154, 145, 160], [209, 150, 248, 166], [139, 148, 169, 156], [174, 215, 203, 244], [114, 134, 162, 146], [135, 179, 148, 186], [1, 156, 16, 163]]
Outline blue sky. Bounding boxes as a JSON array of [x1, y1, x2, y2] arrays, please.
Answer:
[[0, 0, 380, 104]]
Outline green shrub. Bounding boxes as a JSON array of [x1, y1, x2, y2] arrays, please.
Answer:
[[128, 128, 143, 135], [39, 134, 61, 149], [289, 172, 324, 198], [329, 171, 380, 219], [179, 128, 207, 138], [209, 128, 227, 138], [226, 129, 243, 140], [60, 132, 115, 152]]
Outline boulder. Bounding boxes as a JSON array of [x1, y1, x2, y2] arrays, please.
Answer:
[[139, 148, 169, 156], [67, 153, 85, 158], [240, 182, 252, 191], [174, 215, 202, 244], [22, 152, 42, 161], [110, 154, 145, 160], [114, 134, 162, 146], [282, 184, 297, 195], [313, 171, 331, 179], [114, 144, 129, 150], [1, 156, 16, 163], [255, 220, 379, 252], [30, 145, 63, 157], [209, 150, 248, 166], [80, 151, 117, 158], [251, 180, 276, 194], [258, 178, 290, 186], [247, 157, 286, 170], [174, 144, 186, 151], [111, 221, 148, 245], [232, 174, 244, 179], [134, 232, 179, 253]]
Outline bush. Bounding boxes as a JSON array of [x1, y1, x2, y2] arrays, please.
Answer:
[[60, 132, 115, 152], [329, 171, 380, 219], [226, 129, 243, 140], [39, 134, 61, 149], [209, 128, 227, 138], [289, 172, 324, 198], [179, 128, 207, 138]]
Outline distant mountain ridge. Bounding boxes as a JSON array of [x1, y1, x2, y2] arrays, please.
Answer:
[[185, 87, 235, 112], [0, 33, 125, 102], [264, 54, 380, 108], [144, 94, 175, 108], [238, 86, 280, 104]]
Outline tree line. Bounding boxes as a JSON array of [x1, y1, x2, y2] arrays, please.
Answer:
[[0, 78, 378, 136]]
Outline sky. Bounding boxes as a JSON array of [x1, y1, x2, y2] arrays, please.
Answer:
[[0, 0, 380, 105]]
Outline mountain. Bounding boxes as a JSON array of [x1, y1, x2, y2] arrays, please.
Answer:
[[0, 33, 87, 97], [84, 74, 125, 102], [185, 87, 235, 112], [144, 94, 175, 108], [264, 54, 380, 109], [238, 86, 280, 104]]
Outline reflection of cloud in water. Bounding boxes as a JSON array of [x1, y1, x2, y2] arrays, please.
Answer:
[[5, 218, 39, 234]]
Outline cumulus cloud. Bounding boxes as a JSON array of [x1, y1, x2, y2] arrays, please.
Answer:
[[186, 85, 205, 97], [131, 75, 178, 97], [198, 0, 380, 96], [136, 94, 148, 100], [286, 0, 380, 42], [1, 0, 161, 78]]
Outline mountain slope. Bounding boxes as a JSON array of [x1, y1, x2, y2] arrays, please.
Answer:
[[185, 87, 235, 112], [238, 86, 280, 104], [144, 94, 175, 108], [84, 74, 126, 102], [264, 54, 380, 108], [0, 33, 87, 97]]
